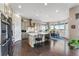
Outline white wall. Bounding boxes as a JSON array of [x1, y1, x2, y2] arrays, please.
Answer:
[[21, 19, 28, 39], [12, 14, 21, 42], [69, 6, 79, 39]]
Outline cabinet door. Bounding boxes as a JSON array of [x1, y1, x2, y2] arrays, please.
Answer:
[[1, 40, 8, 56]]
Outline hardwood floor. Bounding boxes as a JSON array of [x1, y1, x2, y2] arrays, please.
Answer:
[[13, 39, 79, 56]]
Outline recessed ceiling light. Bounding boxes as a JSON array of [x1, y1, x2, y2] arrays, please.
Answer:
[[56, 10, 59, 13], [18, 5, 22, 8]]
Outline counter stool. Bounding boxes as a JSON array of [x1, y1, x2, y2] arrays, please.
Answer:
[[34, 34, 43, 48]]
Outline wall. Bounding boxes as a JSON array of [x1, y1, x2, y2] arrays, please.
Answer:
[[21, 18, 28, 39], [4, 4, 22, 42], [69, 6, 79, 39], [4, 4, 13, 18], [12, 14, 21, 42]]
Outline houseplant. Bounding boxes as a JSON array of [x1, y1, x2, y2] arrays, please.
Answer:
[[68, 38, 79, 49]]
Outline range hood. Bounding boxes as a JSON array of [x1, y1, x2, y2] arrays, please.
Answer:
[[29, 19, 35, 27], [29, 19, 32, 27]]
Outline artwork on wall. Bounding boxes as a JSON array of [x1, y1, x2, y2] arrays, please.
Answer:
[[71, 25, 76, 29]]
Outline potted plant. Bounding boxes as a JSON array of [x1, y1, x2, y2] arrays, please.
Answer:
[[68, 38, 79, 49]]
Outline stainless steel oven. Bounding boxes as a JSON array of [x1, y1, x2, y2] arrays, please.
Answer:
[[1, 13, 9, 44], [1, 13, 9, 56], [0, 12, 13, 56]]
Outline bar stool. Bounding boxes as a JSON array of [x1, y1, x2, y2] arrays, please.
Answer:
[[34, 34, 43, 48]]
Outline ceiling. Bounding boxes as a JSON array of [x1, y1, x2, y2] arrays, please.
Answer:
[[10, 3, 79, 22]]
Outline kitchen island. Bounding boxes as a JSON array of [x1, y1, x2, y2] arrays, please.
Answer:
[[27, 32, 49, 47]]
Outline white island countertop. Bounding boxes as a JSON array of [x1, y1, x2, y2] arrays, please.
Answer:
[[27, 32, 48, 36], [27, 32, 49, 47], [27, 32, 38, 36]]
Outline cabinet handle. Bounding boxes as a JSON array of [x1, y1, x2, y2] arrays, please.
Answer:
[[2, 39, 10, 46]]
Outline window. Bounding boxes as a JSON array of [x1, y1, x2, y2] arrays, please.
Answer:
[[50, 25, 54, 29], [49, 23, 68, 37], [55, 25, 60, 29], [59, 24, 64, 29], [55, 24, 64, 29], [40, 25, 46, 31]]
